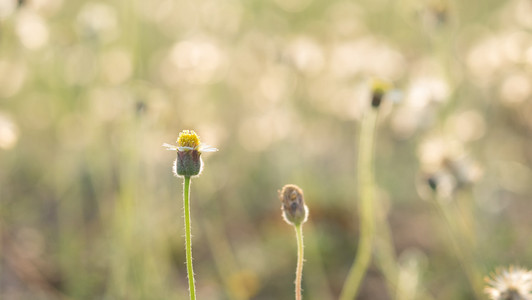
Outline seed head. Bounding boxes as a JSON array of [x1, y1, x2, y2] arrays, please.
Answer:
[[485, 266, 532, 300], [279, 184, 308, 227]]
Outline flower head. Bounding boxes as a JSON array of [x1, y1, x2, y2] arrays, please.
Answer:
[[177, 130, 200, 149], [371, 78, 392, 108], [485, 266, 532, 300], [163, 130, 217, 177], [279, 184, 309, 227]]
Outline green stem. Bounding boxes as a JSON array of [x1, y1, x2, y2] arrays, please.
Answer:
[[432, 196, 483, 299], [295, 224, 304, 300], [183, 176, 196, 300], [374, 202, 400, 296], [340, 109, 378, 300]]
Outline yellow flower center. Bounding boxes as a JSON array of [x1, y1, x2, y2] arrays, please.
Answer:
[[371, 79, 391, 95], [177, 130, 200, 148]]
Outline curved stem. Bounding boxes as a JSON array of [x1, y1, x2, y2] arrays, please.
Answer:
[[340, 109, 378, 300], [295, 224, 304, 300], [183, 176, 196, 300]]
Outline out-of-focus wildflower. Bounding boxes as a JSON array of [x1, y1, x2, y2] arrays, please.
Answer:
[[442, 156, 483, 189], [371, 78, 392, 108], [499, 73, 531, 106], [467, 31, 528, 85], [15, 10, 49, 50], [0, 113, 19, 150], [416, 170, 456, 200], [390, 72, 448, 138], [397, 249, 427, 300], [417, 136, 482, 198], [286, 37, 325, 76], [0, 0, 16, 20], [76, 2, 118, 43], [485, 266, 532, 300], [418, 0, 449, 29], [167, 38, 225, 85], [278, 184, 308, 226], [163, 130, 217, 177], [406, 75, 449, 108]]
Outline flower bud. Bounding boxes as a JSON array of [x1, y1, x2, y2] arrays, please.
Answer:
[[279, 184, 308, 226]]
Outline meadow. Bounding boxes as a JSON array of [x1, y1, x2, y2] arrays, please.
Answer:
[[2, 0, 532, 299]]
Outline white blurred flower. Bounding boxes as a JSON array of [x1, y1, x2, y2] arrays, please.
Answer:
[[76, 2, 118, 43], [418, 136, 461, 170], [467, 31, 529, 84], [485, 266, 532, 300], [286, 37, 325, 76], [15, 11, 49, 50], [0, 0, 16, 20], [0, 113, 19, 150], [406, 76, 449, 108], [168, 38, 225, 84], [499, 73, 531, 105]]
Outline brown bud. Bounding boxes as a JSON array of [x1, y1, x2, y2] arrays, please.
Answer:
[[279, 184, 308, 226]]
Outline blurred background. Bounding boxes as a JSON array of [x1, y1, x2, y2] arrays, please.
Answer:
[[2, 0, 532, 299]]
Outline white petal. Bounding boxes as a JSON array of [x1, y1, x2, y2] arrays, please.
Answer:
[[177, 146, 194, 151], [199, 144, 218, 152], [163, 143, 178, 150]]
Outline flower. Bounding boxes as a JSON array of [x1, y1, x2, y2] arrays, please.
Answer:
[[163, 130, 217, 177], [371, 78, 392, 108], [279, 184, 309, 226], [485, 266, 532, 300]]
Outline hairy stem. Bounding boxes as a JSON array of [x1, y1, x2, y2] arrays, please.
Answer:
[[183, 176, 196, 300], [295, 224, 304, 300], [340, 109, 378, 300]]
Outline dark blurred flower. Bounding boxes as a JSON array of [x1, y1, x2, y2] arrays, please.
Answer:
[[371, 78, 392, 108]]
